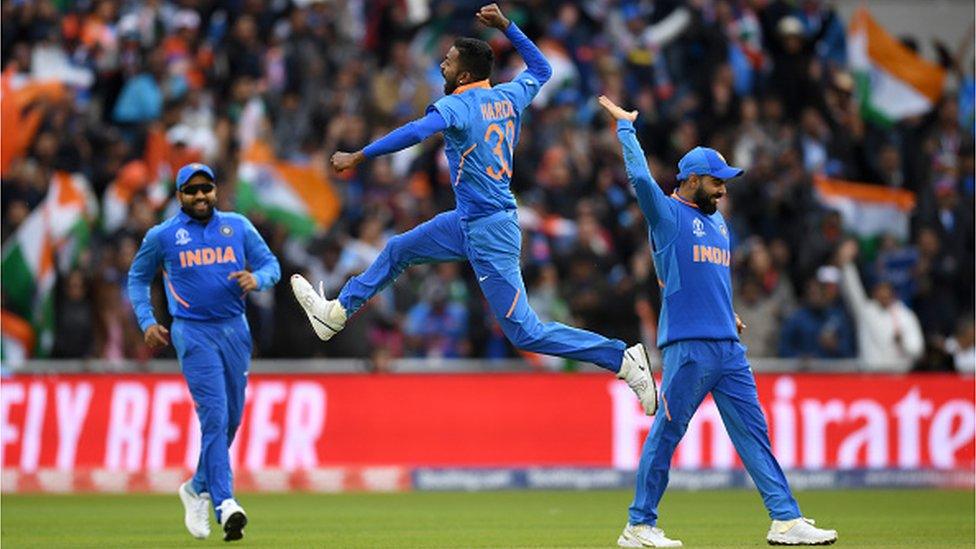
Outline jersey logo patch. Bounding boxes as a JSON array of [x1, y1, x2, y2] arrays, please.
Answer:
[[220, 225, 233, 237], [692, 218, 706, 238], [175, 228, 192, 246], [719, 224, 728, 238]]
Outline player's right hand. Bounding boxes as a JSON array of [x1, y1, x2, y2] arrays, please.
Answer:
[[598, 95, 638, 122], [145, 324, 170, 349], [330, 151, 364, 173]]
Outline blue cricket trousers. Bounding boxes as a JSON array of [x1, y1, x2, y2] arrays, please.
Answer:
[[339, 209, 626, 371], [629, 339, 800, 525], [172, 315, 250, 519]]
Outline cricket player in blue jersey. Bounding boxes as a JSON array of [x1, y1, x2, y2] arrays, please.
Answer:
[[291, 4, 656, 412], [128, 163, 281, 542], [599, 96, 838, 547]]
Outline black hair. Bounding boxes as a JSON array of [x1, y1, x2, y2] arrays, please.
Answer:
[[454, 37, 493, 81]]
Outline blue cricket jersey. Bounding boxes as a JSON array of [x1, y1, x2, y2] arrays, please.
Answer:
[[616, 120, 738, 348], [127, 209, 281, 330], [429, 74, 540, 220], [427, 27, 548, 221]]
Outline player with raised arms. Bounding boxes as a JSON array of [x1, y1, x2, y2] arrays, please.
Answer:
[[598, 95, 839, 547], [290, 4, 656, 414]]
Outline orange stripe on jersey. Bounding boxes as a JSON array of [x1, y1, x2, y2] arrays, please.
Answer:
[[671, 192, 699, 209], [505, 288, 521, 319], [163, 272, 191, 308], [452, 79, 491, 95], [661, 391, 673, 421], [454, 143, 478, 185]]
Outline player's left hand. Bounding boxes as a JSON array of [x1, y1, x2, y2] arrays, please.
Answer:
[[598, 95, 639, 122], [476, 4, 510, 30], [229, 271, 259, 293], [735, 313, 746, 335]]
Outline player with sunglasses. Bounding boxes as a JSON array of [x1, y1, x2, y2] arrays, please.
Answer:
[[127, 163, 281, 542]]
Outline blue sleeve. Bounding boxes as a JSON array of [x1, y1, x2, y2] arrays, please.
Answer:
[[242, 218, 281, 291], [428, 95, 469, 131], [494, 23, 552, 110], [363, 111, 448, 158], [505, 23, 552, 85], [616, 119, 678, 248], [127, 228, 163, 332]]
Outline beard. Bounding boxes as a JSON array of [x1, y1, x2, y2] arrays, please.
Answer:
[[443, 78, 457, 95], [181, 200, 214, 220], [442, 72, 459, 94], [692, 186, 719, 214]]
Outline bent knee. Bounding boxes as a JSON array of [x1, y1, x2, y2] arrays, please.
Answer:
[[502, 318, 545, 350]]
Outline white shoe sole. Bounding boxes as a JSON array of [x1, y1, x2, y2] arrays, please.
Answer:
[[290, 275, 341, 341], [617, 528, 683, 547], [618, 533, 644, 547], [767, 535, 837, 545]]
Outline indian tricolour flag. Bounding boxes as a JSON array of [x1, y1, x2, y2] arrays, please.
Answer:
[[236, 142, 340, 238], [1, 172, 97, 356], [848, 7, 946, 126], [814, 175, 916, 241]]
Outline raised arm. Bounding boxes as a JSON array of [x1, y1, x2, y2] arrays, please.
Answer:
[[598, 96, 677, 247], [836, 240, 869, 321], [331, 111, 448, 172], [477, 4, 552, 85]]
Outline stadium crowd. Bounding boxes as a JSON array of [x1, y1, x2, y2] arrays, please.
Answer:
[[1, 0, 973, 373]]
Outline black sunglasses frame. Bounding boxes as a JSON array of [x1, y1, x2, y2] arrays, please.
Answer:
[[180, 183, 216, 195]]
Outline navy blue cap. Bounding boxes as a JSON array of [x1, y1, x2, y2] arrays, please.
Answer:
[[175, 163, 215, 189], [676, 147, 743, 181]]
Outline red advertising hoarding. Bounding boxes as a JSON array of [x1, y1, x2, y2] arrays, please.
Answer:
[[1, 373, 973, 473]]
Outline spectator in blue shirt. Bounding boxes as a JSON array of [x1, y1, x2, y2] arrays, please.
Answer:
[[779, 277, 855, 359]]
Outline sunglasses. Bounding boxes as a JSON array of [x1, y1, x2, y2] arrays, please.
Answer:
[[180, 183, 215, 195]]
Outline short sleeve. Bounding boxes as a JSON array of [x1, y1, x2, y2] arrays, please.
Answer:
[[494, 71, 542, 112], [428, 95, 469, 131]]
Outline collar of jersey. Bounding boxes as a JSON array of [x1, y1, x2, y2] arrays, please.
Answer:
[[452, 79, 490, 95], [670, 192, 700, 209]]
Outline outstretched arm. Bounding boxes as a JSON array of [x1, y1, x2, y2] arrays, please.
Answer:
[[477, 4, 552, 85], [331, 111, 448, 172], [598, 95, 677, 247]]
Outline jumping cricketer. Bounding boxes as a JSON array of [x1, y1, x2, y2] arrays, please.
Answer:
[[290, 4, 656, 412], [127, 162, 281, 542], [599, 95, 837, 547]]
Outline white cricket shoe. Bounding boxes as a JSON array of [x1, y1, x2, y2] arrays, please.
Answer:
[[767, 517, 837, 545], [617, 523, 683, 547], [291, 274, 347, 341], [217, 498, 248, 542], [618, 343, 658, 416], [178, 481, 211, 539]]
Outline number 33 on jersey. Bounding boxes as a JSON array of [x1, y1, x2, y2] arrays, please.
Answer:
[[427, 72, 541, 221]]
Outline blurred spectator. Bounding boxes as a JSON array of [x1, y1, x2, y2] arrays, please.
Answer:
[[52, 270, 94, 358], [779, 276, 855, 360], [945, 317, 976, 374], [404, 281, 468, 359], [836, 239, 924, 372]]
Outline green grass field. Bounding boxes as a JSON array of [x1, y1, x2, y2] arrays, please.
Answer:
[[1, 489, 972, 548]]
